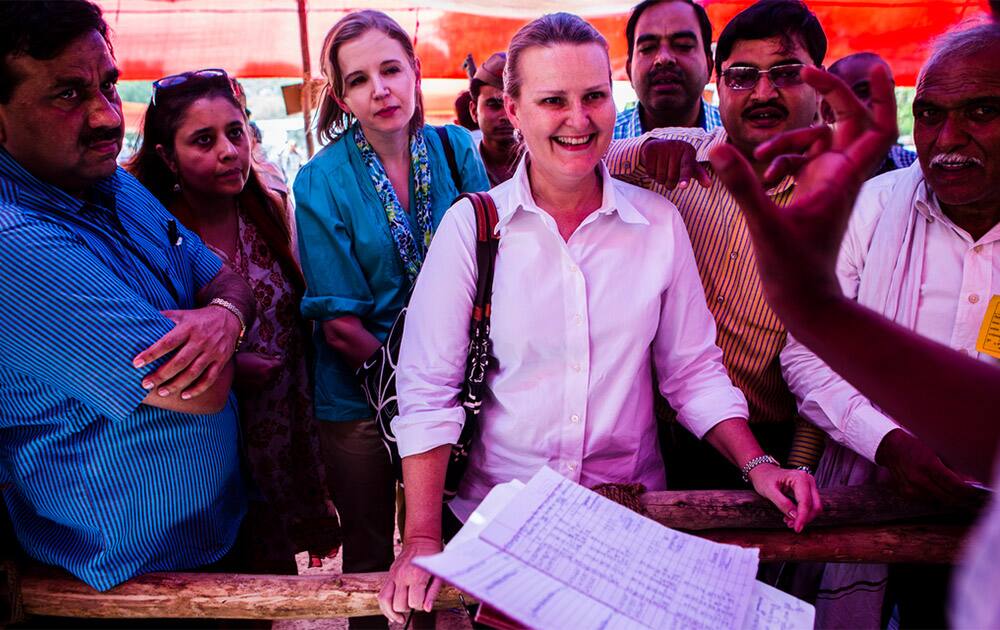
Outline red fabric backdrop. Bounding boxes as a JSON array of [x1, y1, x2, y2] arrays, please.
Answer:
[[96, 0, 990, 86]]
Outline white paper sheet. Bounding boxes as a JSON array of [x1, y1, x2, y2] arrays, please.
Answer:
[[418, 467, 778, 629], [742, 581, 816, 630]]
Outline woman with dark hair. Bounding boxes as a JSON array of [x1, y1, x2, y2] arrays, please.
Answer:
[[293, 9, 489, 611], [127, 70, 340, 571], [379, 12, 822, 622]]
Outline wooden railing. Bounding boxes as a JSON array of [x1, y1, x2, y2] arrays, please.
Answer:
[[5, 485, 982, 621]]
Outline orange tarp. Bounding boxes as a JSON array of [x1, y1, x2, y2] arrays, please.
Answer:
[[96, 0, 990, 86]]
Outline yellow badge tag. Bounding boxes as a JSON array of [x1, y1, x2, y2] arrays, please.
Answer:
[[975, 295, 1000, 359]]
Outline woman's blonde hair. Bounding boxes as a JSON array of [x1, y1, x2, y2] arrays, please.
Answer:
[[316, 10, 424, 144], [504, 12, 609, 100]]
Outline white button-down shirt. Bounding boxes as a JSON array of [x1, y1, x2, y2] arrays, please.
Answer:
[[914, 193, 1000, 355], [394, 158, 748, 521], [782, 167, 1000, 462]]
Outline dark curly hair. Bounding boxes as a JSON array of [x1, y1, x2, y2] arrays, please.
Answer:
[[0, 0, 111, 103]]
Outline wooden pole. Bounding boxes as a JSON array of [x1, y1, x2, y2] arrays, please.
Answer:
[[20, 568, 470, 620], [297, 0, 315, 157], [642, 484, 983, 531], [15, 486, 981, 620], [699, 523, 972, 563], [18, 522, 971, 620]]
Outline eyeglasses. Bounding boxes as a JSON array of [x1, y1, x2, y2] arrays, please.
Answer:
[[721, 64, 806, 91], [151, 68, 231, 106]]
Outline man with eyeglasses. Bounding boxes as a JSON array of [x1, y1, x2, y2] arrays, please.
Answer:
[[0, 0, 253, 591], [606, 0, 829, 491]]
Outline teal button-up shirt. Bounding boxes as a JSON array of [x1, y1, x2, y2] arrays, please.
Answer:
[[294, 124, 489, 421]]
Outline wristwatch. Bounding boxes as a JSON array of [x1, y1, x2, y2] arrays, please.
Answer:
[[741, 454, 780, 483], [209, 297, 247, 351]]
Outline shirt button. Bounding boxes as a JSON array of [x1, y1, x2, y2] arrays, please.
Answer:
[[573, 314, 583, 325], [572, 363, 582, 373], [974, 245, 984, 254], [730, 251, 738, 260], [570, 414, 580, 423], [958, 348, 969, 356], [567, 463, 577, 471], [716, 295, 725, 304], [926, 216, 934, 224], [969, 293, 980, 304]]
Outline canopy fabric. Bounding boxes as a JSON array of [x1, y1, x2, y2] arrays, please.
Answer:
[[97, 0, 990, 86]]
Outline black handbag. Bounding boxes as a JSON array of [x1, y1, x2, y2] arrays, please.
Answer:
[[357, 191, 500, 501]]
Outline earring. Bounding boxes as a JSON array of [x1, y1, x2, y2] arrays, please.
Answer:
[[172, 182, 181, 193], [513, 128, 522, 142]]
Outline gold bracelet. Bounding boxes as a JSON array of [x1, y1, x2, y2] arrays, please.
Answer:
[[209, 297, 246, 351]]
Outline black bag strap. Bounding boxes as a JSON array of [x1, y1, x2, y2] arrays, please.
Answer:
[[456, 191, 500, 403], [435, 126, 463, 191]]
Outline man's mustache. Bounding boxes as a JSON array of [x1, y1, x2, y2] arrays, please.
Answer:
[[80, 126, 123, 146], [648, 66, 685, 84]]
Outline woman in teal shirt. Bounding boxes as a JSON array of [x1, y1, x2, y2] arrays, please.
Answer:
[[293, 9, 488, 609]]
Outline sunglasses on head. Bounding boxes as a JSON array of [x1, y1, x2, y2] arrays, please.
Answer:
[[721, 63, 806, 91], [151, 68, 232, 106]]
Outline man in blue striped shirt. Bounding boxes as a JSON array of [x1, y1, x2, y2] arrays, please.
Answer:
[[614, 0, 723, 139], [0, 0, 255, 591]]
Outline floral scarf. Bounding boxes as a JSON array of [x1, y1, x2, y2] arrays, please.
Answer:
[[353, 124, 433, 282]]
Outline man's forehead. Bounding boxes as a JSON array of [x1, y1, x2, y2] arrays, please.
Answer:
[[478, 84, 504, 100], [10, 31, 117, 86], [724, 35, 812, 68], [635, 1, 700, 39], [832, 56, 888, 81], [917, 51, 1000, 100]]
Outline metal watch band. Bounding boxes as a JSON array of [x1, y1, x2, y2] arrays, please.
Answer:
[[209, 297, 246, 351], [741, 454, 780, 483]]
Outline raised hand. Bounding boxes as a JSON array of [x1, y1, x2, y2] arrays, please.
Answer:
[[709, 65, 898, 315]]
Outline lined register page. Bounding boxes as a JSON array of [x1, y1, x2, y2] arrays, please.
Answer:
[[415, 467, 813, 629]]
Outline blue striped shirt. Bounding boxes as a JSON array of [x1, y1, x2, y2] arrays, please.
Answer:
[[0, 149, 246, 591], [614, 99, 723, 139]]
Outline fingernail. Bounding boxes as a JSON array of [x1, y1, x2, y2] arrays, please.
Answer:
[[181, 392, 192, 400], [133, 359, 145, 368], [158, 388, 170, 397], [788, 510, 797, 518], [142, 380, 154, 390], [678, 180, 688, 189]]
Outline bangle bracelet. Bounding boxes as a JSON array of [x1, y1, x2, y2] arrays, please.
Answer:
[[209, 298, 246, 351], [741, 454, 780, 483]]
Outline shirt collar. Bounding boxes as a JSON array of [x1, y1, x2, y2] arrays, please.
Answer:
[[496, 154, 650, 236], [912, 168, 1000, 244], [635, 99, 712, 135], [0, 147, 119, 216]]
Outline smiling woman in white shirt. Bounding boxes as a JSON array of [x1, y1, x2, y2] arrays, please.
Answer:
[[377, 12, 822, 622]]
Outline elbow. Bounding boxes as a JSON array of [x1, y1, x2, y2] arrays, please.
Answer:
[[321, 318, 358, 355]]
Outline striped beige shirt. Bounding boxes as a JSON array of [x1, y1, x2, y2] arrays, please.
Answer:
[[605, 126, 800, 426]]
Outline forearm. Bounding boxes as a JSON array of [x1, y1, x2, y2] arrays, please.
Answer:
[[781, 333, 898, 463], [703, 417, 765, 469], [786, 293, 998, 481], [196, 265, 256, 329], [321, 316, 382, 370], [142, 360, 234, 414], [400, 444, 451, 543]]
